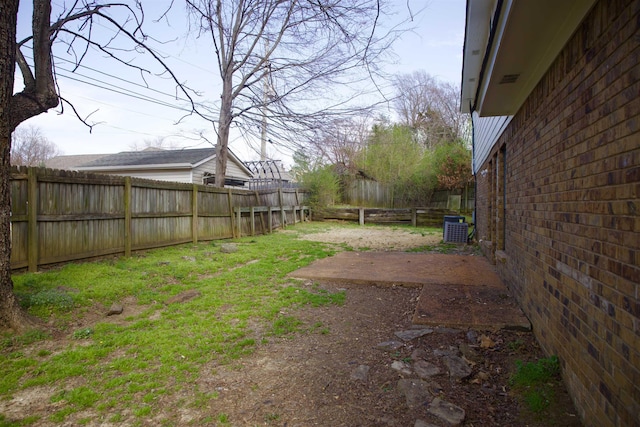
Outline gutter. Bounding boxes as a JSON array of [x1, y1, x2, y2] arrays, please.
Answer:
[[473, 0, 506, 112]]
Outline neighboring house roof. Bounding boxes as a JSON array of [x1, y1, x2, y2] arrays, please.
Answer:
[[76, 147, 252, 177], [461, 0, 597, 116], [44, 154, 110, 170]]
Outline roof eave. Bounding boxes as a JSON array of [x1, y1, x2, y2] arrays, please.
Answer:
[[461, 0, 597, 117]]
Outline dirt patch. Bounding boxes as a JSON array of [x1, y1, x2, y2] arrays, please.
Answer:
[[188, 281, 579, 427], [298, 226, 442, 250]]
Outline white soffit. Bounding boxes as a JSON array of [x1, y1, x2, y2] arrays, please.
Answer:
[[462, 0, 597, 116], [461, 0, 497, 113]]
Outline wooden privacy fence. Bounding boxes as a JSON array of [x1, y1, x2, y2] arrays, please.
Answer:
[[343, 180, 475, 211], [312, 207, 462, 227], [10, 166, 309, 272], [343, 179, 393, 208]]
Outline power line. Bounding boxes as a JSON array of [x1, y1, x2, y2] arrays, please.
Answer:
[[55, 71, 192, 113], [50, 52, 196, 104], [22, 49, 204, 112]]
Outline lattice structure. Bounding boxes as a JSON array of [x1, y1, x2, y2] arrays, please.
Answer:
[[246, 160, 295, 190]]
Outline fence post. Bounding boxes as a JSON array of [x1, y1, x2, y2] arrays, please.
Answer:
[[250, 206, 255, 236], [124, 177, 132, 257], [411, 208, 417, 227], [278, 188, 285, 229], [236, 207, 242, 238], [227, 189, 235, 238], [192, 184, 198, 244], [254, 191, 265, 234], [359, 208, 364, 226], [268, 207, 273, 233], [27, 167, 38, 272]]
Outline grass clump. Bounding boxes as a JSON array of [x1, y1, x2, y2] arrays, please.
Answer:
[[270, 316, 302, 336], [510, 355, 561, 413]]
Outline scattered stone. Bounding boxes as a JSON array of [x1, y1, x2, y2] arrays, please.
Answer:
[[414, 360, 442, 378], [158, 261, 171, 266], [220, 243, 238, 253], [397, 379, 434, 408], [443, 355, 473, 380], [466, 330, 478, 344], [414, 420, 440, 427], [106, 303, 124, 316], [391, 360, 413, 375], [377, 341, 404, 351], [166, 289, 202, 305], [181, 256, 197, 262], [395, 328, 433, 341], [427, 397, 466, 426], [433, 347, 458, 357], [351, 365, 370, 381]]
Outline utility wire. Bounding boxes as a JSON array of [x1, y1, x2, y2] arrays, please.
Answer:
[[55, 71, 194, 113], [22, 50, 211, 114]]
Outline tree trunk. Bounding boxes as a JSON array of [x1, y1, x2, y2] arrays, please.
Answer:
[[215, 72, 234, 188], [10, 0, 58, 129], [0, 0, 38, 332]]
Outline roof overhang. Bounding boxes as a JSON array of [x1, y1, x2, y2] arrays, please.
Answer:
[[461, 0, 597, 116]]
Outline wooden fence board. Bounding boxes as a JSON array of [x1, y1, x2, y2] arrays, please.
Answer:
[[197, 217, 234, 240], [312, 207, 460, 227], [10, 222, 27, 268]]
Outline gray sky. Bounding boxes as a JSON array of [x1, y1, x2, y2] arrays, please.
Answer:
[[15, 0, 465, 164]]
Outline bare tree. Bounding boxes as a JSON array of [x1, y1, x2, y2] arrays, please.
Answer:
[[11, 125, 61, 166], [184, 0, 396, 187], [393, 71, 469, 148], [0, 0, 198, 331], [306, 116, 374, 173]]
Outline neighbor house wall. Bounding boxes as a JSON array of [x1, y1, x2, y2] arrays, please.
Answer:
[[474, 1, 639, 426], [194, 158, 251, 186], [94, 168, 192, 183]]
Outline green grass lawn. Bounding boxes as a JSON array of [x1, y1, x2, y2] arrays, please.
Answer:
[[1, 222, 351, 426]]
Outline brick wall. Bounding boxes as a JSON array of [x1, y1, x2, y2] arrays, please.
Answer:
[[474, 1, 639, 425]]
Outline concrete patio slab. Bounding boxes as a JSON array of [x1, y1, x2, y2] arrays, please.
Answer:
[[290, 252, 531, 330]]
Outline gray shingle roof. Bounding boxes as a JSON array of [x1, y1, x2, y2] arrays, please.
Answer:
[[45, 154, 111, 170], [79, 148, 216, 167]]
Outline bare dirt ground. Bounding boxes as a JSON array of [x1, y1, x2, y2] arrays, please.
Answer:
[[298, 227, 444, 251], [3, 226, 582, 426]]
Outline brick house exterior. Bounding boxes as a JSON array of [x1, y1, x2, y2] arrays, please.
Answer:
[[462, 1, 639, 426]]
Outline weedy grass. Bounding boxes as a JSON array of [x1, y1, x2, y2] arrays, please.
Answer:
[[510, 355, 561, 413], [2, 223, 343, 425]]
